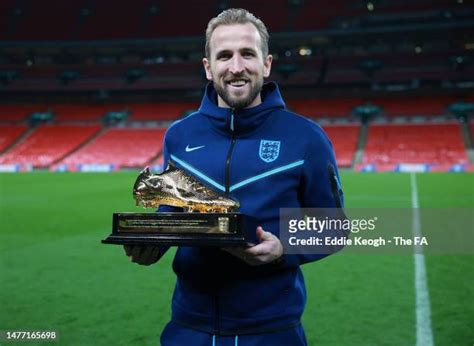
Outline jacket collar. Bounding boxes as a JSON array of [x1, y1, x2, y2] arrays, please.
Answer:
[[198, 81, 285, 136]]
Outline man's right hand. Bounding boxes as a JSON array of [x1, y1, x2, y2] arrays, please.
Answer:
[[123, 245, 161, 266]]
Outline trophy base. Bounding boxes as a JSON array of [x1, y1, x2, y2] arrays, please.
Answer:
[[102, 212, 258, 247]]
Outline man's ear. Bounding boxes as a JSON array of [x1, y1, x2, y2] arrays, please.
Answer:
[[202, 58, 213, 81], [263, 54, 273, 78]]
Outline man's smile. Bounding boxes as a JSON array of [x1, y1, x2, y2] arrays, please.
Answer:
[[226, 78, 250, 88]]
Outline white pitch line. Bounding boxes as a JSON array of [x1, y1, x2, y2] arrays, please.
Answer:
[[410, 173, 434, 346]]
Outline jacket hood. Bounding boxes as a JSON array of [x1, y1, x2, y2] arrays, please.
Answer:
[[198, 81, 286, 136]]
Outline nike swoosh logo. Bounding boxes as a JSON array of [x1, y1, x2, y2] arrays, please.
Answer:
[[185, 145, 205, 152]]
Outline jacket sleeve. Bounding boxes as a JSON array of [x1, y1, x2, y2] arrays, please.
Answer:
[[277, 125, 345, 269]]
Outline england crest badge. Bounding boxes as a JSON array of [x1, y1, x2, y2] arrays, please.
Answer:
[[259, 140, 281, 163]]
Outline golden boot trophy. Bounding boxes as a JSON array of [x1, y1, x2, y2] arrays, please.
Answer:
[[102, 161, 257, 247]]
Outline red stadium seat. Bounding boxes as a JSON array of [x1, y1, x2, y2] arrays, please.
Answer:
[[323, 125, 360, 167], [129, 102, 199, 121], [0, 124, 101, 167], [0, 105, 47, 122], [0, 125, 28, 152], [51, 104, 123, 122], [370, 95, 456, 116], [287, 98, 362, 118], [362, 123, 468, 165], [59, 128, 166, 168]]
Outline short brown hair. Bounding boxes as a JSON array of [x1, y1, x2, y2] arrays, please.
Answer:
[[205, 8, 269, 59]]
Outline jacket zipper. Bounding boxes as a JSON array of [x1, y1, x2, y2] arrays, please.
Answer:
[[225, 109, 236, 194], [214, 110, 236, 335]]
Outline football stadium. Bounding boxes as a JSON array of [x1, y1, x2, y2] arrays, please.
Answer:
[[0, 1, 473, 345]]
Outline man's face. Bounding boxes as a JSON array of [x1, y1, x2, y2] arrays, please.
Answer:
[[203, 23, 272, 109]]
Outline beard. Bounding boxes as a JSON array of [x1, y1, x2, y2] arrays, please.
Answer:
[[213, 77, 263, 110]]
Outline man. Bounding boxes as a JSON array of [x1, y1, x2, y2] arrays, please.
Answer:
[[125, 8, 343, 346]]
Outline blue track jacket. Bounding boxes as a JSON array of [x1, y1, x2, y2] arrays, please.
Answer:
[[157, 82, 344, 335]]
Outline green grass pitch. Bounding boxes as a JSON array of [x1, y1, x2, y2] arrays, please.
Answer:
[[0, 172, 472, 345]]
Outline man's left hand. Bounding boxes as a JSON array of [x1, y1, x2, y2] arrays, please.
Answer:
[[224, 226, 283, 266]]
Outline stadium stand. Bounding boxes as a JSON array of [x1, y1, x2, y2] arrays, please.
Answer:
[[0, 124, 101, 167], [139, 1, 217, 39], [0, 0, 16, 41], [369, 95, 456, 116], [129, 102, 199, 121], [294, 0, 358, 31], [0, 125, 28, 152], [7, 0, 83, 41], [51, 104, 122, 122], [287, 98, 362, 118], [362, 123, 468, 165], [59, 128, 166, 169], [228, 0, 289, 32], [76, 0, 142, 40], [322, 124, 360, 167], [0, 105, 46, 122], [287, 95, 470, 119], [0, 0, 472, 172], [0, 0, 468, 40]]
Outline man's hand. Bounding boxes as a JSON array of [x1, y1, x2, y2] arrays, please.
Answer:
[[224, 226, 283, 266], [124, 245, 161, 266]]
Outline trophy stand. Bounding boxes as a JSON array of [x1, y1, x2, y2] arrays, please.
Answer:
[[102, 163, 258, 247]]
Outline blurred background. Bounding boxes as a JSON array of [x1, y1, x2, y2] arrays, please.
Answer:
[[0, 1, 473, 346], [0, 0, 473, 172]]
